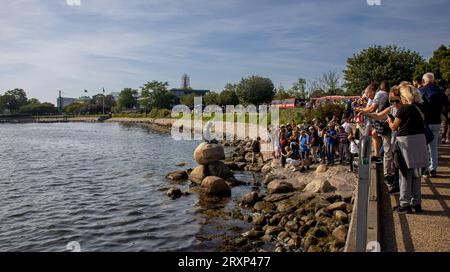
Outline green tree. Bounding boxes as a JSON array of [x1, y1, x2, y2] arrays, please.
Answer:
[[236, 75, 275, 105], [218, 89, 239, 106], [180, 93, 196, 107], [344, 45, 424, 95], [139, 81, 176, 110], [274, 84, 291, 100], [117, 88, 138, 110], [150, 89, 178, 109], [64, 102, 88, 115], [20, 102, 57, 116], [415, 45, 450, 89], [203, 92, 220, 105], [1, 88, 28, 113], [288, 78, 307, 99]]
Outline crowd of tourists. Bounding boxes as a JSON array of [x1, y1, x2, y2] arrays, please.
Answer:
[[264, 72, 449, 214]]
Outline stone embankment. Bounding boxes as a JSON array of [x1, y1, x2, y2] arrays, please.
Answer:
[[166, 139, 358, 252]]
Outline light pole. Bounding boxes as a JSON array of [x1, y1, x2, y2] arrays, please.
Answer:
[[102, 88, 106, 115]]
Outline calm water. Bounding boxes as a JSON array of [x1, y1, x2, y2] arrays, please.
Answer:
[[0, 123, 257, 252]]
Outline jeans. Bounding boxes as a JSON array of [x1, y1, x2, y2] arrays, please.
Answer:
[[428, 124, 441, 171], [327, 143, 334, 164], [399, 168, 422, 207], [338, 142, 349, 162], [382, 134, 395, 177]]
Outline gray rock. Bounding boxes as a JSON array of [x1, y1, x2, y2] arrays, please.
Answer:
[[166, 171, 188, 181], [277, 231, 290, 240], [334, 210, 348, 223], [193, 143, 225, 165], [302, 234, 318, 249], [278, 216, 289, 228], [315, 164, 328, 173], [265, 226, 283, 236], [253, 201, 275, 213], [189, 165, 207, 184], [264, 192, 294, 203], [242, 229, 265, 239], [207, 161, 234, 180], [276, 200, 296, 213], [303, 179, 335, 193], [261, 164, 272, 174], [284, 221, 299, 232], [252, 213, 266, 225], [261, 234, 273, 242], [242, 191, 260, 206], [326, 201, 347, 212], [267, 180, 294, 194], [315, 208, 332, 218], [332, 225, 348, 243], [201, 176, 231, 197], [337, 191, 354, 203], [269, 214, 283, 225], [166, 187, 182, 199]]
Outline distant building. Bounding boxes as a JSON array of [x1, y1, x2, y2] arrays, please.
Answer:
[[170, 89, 210, 98], [57, 97, 77, 109], [170, 74, 210, 98], [182, 74, 190, 89]]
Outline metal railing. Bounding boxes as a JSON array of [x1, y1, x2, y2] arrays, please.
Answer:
[[355, 119, 374, 252]]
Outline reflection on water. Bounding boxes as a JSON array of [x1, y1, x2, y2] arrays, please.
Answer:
[[0, 122, 259, 252]]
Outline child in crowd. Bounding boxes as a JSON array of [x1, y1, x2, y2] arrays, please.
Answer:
[[326, 124, 337, 165]]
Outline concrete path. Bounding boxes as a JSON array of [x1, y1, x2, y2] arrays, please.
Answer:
[[381, 143, 450, 252]]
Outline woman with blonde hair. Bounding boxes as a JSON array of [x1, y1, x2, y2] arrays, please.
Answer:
[[363, 86, 401, 193], [387, 83, 428, 213]]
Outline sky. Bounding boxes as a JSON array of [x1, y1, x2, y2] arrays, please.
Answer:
[[0, 0, 449, 103]]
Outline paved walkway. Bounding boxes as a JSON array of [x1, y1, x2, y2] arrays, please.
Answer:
[[381, 143, 450, 252]]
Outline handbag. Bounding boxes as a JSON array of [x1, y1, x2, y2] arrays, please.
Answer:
[[393, 140, 407, 170]]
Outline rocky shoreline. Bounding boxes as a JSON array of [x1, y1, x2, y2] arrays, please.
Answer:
[[166, 140, 357, 252]]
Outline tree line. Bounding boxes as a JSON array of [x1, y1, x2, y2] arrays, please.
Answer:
[[2, 44, 448, 116]]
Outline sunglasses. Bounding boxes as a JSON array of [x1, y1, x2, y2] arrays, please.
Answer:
[[389, 100, 400, 104]]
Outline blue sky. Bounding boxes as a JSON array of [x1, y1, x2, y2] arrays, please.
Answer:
[[0, 0, 449, 103]]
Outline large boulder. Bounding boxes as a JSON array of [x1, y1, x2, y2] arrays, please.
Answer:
[[326, 202, 347, 212], [303, 179, 335, 193], [201, 176, 231, 197], [241, 191, 260, 206], [194, 143, 225, 165], [315, 164, 328, 173], [165, 171, 188, 181], [207, 161, 234, 180], [332, 225, 348, 243], [267, 180, 294, 194], [189, 165, 207, 184]]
